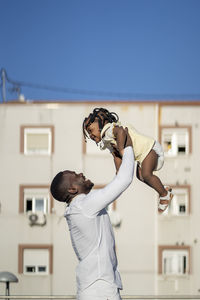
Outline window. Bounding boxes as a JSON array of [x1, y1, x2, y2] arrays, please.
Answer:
[[19, 185, 53, 214], [163, 250, 188, 275], [25, 194, 48, 214], [24, 128, 51, 155], [159, 126, 192, 157], [158, 246, 190, 276], [20, 125, 54, 155], [162, 186, 190, 216], [18, 245, 53, 275], [24, 249, 49, 275]]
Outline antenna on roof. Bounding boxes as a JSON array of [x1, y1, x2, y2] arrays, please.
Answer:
[[0, 68, 6, 102], [0, 68, 25, 102]]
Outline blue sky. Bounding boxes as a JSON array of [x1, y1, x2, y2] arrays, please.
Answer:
[[1, 0, 200, 102]]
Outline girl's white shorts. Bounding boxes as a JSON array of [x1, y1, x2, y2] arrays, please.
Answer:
[[152, 141, 164, 171]]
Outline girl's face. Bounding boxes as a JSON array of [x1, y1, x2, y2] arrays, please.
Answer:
[[86, 121, 102, 143]]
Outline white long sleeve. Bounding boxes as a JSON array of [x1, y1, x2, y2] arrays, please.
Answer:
[[82, 146, 134, 216], [65, 147, 134, 291]]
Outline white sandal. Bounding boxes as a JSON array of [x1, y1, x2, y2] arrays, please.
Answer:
[[158, 186, 173, 213]]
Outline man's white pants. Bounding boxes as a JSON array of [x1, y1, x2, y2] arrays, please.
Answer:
[[77, 279, 122, 300]]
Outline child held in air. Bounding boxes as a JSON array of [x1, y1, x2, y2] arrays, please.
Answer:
[[82, 107, 173, 213]]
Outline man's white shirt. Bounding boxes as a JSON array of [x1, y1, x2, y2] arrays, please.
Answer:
[[64, 147, 134, 292]]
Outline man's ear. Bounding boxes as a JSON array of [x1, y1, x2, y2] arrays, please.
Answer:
[[68, 186, 78, 195]]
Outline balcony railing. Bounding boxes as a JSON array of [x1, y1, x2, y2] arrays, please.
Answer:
[[0, 296, 200, 299]]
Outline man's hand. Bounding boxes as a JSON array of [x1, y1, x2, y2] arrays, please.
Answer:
[[120, 127, 132, 156], [111, 127, 133, 173], [113, 126, 132, 157], [124, 128, 132, 148]]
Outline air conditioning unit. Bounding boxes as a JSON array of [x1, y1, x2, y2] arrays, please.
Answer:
[[27, 211, 47, 227]]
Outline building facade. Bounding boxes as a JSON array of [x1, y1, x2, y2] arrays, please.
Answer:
[[0, 101, 199, 296]]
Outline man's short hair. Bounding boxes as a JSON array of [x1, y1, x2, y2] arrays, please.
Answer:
[[50, 171, 70, 203]]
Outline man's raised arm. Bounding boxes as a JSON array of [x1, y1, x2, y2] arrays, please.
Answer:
[[82, 133, 134, 216]]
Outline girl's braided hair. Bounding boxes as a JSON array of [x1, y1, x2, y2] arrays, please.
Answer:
[[82, 108, 119, 141]]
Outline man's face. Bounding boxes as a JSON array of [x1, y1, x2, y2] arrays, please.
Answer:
[[63, 171, 94, 194]]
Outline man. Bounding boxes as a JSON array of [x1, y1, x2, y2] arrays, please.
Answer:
[[50, 130, 134, 300]]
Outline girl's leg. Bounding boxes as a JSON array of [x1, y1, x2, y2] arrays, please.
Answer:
[[141, 150, 167, 197], [136, 163, 144, 182]]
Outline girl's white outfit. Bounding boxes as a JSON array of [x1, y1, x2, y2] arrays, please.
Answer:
[[99, 122, 164, 171], [98, 122, 172, 212]]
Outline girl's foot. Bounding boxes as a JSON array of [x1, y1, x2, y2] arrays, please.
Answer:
[[158, 186, 173, 213]]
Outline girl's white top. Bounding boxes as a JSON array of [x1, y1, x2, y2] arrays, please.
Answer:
[[64, 147, 134, 292]]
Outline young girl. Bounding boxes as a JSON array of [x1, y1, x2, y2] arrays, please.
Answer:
[[82, 107, 173, 213]]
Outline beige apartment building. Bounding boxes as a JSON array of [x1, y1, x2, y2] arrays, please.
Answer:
[[0, 100, 200, 296]]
